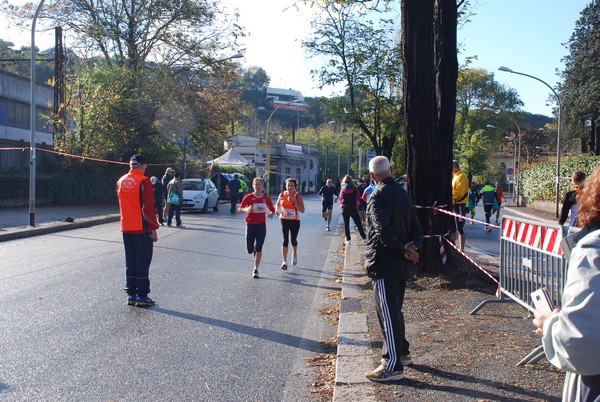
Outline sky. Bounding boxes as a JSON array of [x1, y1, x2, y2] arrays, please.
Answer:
[[0, 0, 591, 116]]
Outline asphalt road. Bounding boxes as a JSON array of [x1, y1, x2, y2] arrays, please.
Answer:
[[0, 196, 341, 401]]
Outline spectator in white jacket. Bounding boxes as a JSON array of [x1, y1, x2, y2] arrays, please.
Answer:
[[533, 165, 600, 402]]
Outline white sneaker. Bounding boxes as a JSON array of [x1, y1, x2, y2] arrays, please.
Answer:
[[326, 225, 330, 231], [344, 239, 352, 245], [292, 255, 298, 266], [252, 269, 259, 278]]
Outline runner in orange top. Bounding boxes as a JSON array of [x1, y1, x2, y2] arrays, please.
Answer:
[[276, 178, 305, 270], [495, 182, 505, 225]]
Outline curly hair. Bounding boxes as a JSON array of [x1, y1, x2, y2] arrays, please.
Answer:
[[576, 166, 600, 228]]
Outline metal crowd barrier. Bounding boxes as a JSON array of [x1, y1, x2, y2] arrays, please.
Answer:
[[470, 214, 569, 366]]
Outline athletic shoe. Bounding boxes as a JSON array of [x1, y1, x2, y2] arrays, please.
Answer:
[[135, 295, 155, 307], [344, 239, 352, 245], [177, 224, 185, 228], [326, 225, 330, 231], [365, 365, 404, 382], [324, 216, 327, 222], [281, 263, 288, 271], [127, 295, 136, 306], [292, 255, 298, 266], [252, 269, 259, 279], [401, 355, 413, 366]]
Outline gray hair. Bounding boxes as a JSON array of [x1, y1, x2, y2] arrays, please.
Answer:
[[369, 156, 391, 179]]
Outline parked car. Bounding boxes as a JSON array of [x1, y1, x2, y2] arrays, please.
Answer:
[[181, 178, 220, 213], [210, 173, 251, 201]]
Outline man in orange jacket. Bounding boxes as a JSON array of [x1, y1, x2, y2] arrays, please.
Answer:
[[116, 154, 160, 307]]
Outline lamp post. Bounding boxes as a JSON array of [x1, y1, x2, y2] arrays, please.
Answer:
[[28, 0, 45, 227], [184, 52, 244, 93], [487, 124, 517, 200], [265, 99, 303, 195], [498, 66, 562, 218], [485, 107, 522, 205]]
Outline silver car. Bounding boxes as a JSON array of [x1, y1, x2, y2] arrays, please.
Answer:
[[181, 179, 220, 213]]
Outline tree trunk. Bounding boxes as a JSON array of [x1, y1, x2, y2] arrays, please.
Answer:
[[403, 0, 457, 275]]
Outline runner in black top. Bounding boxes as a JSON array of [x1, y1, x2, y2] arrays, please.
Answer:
[[318, 179, 339, 232]]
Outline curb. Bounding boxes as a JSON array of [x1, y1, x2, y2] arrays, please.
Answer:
[[0, 214, 120, 242], [333, 242, 377, 402]]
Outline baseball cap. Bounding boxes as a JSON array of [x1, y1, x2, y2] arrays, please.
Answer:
[[166, 167, 174, 173], [130, 154, 147, 166]]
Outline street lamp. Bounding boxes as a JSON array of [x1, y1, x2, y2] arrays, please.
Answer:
[[485, 107, 522, 205], [498, 66, 562, 218], [28, 0, 45, 227], [265, 99, 303, 195], [487, 124, 515, 199], [184, 52, 244, 93]]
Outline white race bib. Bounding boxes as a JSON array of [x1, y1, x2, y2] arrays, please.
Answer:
[[253, 203, 267, 214], [282, 208, 297, 219]]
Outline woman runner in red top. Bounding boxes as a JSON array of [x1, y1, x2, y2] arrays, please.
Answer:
[[238, 178, 276, 278], [276, 178, 305, 270]]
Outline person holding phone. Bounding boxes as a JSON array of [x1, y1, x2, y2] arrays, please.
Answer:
[[533, 165, 600, 401]]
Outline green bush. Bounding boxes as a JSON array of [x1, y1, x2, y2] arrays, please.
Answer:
[[520, 155, 600, 201]]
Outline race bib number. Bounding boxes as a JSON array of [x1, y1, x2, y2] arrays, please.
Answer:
[[253, 203, 267, 214], [282, 208, 297, 219]]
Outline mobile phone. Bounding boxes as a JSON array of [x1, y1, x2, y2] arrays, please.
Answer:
[[531, 288, 554, 314]]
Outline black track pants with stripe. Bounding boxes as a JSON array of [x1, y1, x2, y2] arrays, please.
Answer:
[[372, 277, 410, 372]]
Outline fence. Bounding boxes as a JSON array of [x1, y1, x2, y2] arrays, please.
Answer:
[[470, 214, 569, 366]]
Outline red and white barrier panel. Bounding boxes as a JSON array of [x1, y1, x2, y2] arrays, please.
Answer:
[[502, 218, 563, 257]]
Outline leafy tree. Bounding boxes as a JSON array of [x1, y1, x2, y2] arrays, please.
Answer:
[[302, 1, 403, 158], [561, 0, 600, 155], [239, 66, 270, 90], [3, 0, 243, 72], [454, 124, 493, 179], [455, 67, 522, 137]]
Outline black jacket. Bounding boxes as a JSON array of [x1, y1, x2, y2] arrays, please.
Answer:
[[559, 190, 577, 225], [365, 177, 423, 279]]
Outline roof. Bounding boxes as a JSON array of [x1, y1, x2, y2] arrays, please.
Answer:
[[210, 148, 250, 167]]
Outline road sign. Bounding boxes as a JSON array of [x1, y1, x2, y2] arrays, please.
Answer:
[[506, 167, 513, 175]]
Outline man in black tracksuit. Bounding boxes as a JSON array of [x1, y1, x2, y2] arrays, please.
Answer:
[[364, 156, 423, 382]]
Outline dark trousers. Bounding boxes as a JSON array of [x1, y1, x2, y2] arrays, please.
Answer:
[[168, 204, 181, 226], [342, 210, 366, 241], [372, 277, 410, 372], [246, 223, 267, 253], [281, 219, 301, 247], [154, 202, 164, 224], [230, 194, 238, 213], [123, 232, 154, 297], [484, 204, 493, 224]]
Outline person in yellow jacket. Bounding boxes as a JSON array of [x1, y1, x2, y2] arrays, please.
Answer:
[[116, 154, 159, 307], [450, 160, 469, 251]]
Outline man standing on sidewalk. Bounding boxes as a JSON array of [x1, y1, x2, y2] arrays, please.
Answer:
[[117, 154, 159, 307], [364, 156, 423, 382], [450, 160, 469, 251]]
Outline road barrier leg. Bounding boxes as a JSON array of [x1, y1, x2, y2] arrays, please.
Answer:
[[517, 344, 545, 367]]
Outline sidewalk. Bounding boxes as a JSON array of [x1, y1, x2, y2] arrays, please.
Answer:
[[0, 204, 120, 242], [333, 205, 564, 401]]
